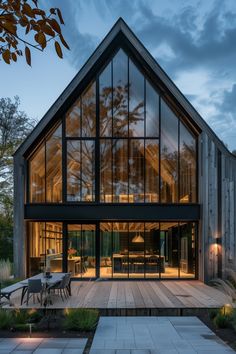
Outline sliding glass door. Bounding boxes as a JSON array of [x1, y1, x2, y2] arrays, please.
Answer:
[[67, 224, 96, 278], [99, 222, 197, 279]]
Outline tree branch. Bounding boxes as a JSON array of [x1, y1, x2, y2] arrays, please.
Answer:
[[0, 23, 44, 51]]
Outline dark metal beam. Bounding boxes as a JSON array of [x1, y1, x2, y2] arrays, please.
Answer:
[[25, 203, 200, 221]]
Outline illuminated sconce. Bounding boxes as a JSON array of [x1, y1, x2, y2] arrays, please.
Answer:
[[221, 303, 233, 316]]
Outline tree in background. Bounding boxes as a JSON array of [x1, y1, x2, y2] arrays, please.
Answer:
[[0, 0, 69, 65], [0, 96, 35, 260]]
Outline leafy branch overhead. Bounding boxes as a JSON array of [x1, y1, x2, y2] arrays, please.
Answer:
[[0, 0, 70, 65]]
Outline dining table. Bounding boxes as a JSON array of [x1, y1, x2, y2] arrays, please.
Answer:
[[20, 272, 70, 306]]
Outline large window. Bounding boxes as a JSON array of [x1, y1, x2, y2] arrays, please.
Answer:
[[29, 123, 62, 203], [100, 222, 196, 279], [28, 222, 63, 276], [28, 48, 197, 204]]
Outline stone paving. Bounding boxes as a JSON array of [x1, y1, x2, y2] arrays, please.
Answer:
[[90, 316, 235, 354], [0, 337, 87, 354]]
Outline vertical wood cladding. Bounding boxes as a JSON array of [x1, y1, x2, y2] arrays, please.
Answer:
[[199, 131, 236, 281]]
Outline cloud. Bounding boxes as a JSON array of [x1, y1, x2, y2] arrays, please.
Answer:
[[42, 0, 99, 69], [40, 0, 236, 150]]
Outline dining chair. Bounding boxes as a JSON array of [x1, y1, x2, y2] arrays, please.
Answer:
[[26, 279, 43, 306], [48, 273, 71, 301]]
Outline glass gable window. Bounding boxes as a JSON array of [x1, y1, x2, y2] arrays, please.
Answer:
[[161, 100, 178, 203], [29, 123, 62, 203], [28, 48, 197, 204]]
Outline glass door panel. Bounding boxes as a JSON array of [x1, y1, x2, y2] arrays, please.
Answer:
[[145, 223, 160, 278], [100, 223, 113, 278], [113, 222, 128, 278], [160, 222, 179, 278], [129, 223, 144, 278], [67, 224, 96, 278]]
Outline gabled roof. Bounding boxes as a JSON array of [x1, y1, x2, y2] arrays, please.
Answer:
[[14, 17, 234, 157]]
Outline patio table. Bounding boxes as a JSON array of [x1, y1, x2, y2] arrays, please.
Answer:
[[20, 272, 70, 305]]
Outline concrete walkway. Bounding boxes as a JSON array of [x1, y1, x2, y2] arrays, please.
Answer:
[[0, 338, 87, 354], [90, 316, 235, 354]]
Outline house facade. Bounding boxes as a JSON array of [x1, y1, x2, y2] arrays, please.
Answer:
[[14, 19, 236, 282]]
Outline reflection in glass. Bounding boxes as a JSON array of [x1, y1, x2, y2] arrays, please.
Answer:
[[129, 60, 144, 137], [67, 224, 95, 278], [100, 222, 113, 278], [161, 100, 178, 202], [67, 140, 95, 202], [113, 222, 129, 278], [28, 222, 63, 276], [160, 223, 179, 278], [99, 63, 112, 136], [113, 49, 128, 136], [100, 139, 112, 202], [145, 140, 159, 202], [99, 222, 196, 279], [66, 97, 81, 137], [129, 140, 144, 202], [179, 122, 196, 203], [145, 223, 161, 278], [46, 124, 62, 202], [146, 81, 159, 137], [81, 140, 95, 201], [129, 223, 144, 278], [29, 143, 45, 202], [67, 141, 81, 201], [179, 222, 195, 278], [82, 82, 96, 137], [113, 139, 128, 202]]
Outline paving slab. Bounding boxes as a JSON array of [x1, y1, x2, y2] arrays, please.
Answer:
[[90, 317, 234, 354]]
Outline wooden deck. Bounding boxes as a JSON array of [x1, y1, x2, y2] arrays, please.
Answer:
[[8, 280, 231, 313]]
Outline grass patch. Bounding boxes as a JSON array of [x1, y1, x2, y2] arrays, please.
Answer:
[[63, 309, 99, 331]]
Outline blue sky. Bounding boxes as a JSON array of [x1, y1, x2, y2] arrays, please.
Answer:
[[1, 0, 236, 151]]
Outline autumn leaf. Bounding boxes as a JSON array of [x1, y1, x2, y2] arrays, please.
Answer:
[[48, 18, 61, 34], [25, 46, 31, 66], [59, 34, 70, 50], [42, 24, 55, 37], [22, 3, 35, 18], [35, 31, 46, 49], [11, 52, 17, 62], [0, 1, 68, 66], [55, 40, 63, 58], [2, 49, 11, 64], [56, 8, 64, 25]]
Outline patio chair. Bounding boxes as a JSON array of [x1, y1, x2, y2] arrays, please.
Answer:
[[48, 273, 71, 301], [26, 279, 43, 306]]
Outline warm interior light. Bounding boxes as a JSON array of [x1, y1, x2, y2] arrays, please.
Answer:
[[132, 233, 144, 243]]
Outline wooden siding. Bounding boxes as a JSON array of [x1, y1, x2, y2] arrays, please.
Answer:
[[199, 131, 236, 281]]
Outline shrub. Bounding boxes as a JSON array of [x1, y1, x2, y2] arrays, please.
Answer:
[[0, 309, 13, 330], [1, 277, 22, 288], [208, 308, 219, 320], [12, 309, 43, 326], [63, 309, 99, 331], [14, 323, 37, 332], [0, 259, 11, 281], [214, 313, 232, 328]]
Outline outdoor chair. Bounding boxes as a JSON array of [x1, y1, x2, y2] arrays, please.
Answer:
[[48, 273, 71, 301], [26, 279, 43, 306]]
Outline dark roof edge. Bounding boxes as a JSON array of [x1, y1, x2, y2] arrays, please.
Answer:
[[14, 17, 236, 159]]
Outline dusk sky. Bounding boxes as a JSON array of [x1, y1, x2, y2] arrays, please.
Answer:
[[1, 0, 236, 151]]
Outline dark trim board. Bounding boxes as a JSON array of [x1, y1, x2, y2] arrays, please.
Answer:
[[24, 203, 200, 221]]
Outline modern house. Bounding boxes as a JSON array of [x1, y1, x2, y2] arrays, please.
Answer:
[[14, 18, 236, 282]]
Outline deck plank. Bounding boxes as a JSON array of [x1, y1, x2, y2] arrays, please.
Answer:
[[7, 280, 231, 310]]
